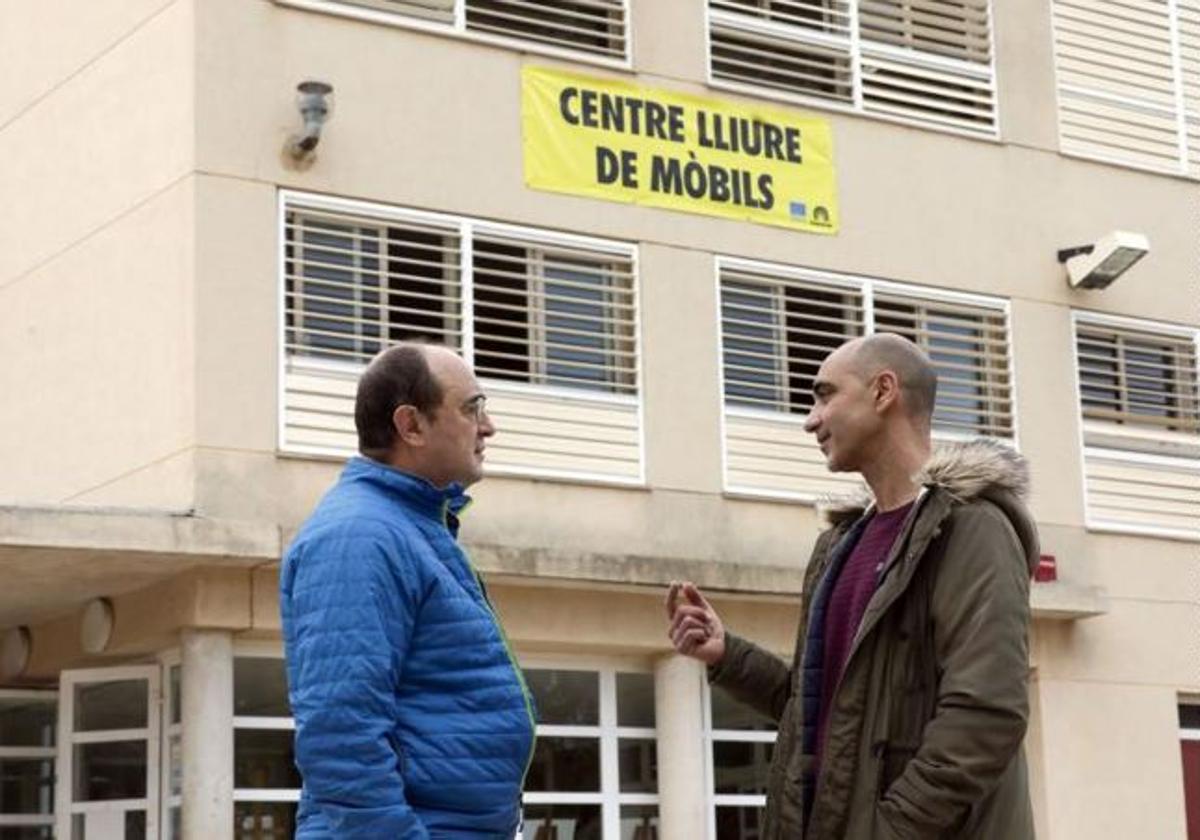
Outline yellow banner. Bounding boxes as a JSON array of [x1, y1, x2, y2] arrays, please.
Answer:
[[522, 66, 838, 234]]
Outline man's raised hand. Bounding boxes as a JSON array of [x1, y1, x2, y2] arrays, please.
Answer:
[[665, 580, 726, 666]]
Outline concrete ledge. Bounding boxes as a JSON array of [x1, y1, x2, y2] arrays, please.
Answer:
[[467, 542, 806, 595], [0, 508, 1111, 626], [0, 505, 280, 560], [1031, 580, 1109, 620]]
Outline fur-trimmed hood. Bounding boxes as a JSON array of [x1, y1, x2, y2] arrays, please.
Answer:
[[820, 438, 1038, 572]]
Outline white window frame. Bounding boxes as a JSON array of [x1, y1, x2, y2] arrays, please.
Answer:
[[157, 644, 301, 840], [278, 190, 645, 489], [1069, 310, 1200, 541], [56, 665, 162, 840], [715, 255, 1019, 504], [520, 656, 659, 840], [273, 0, 633, 70], [703, 679, 777, 840], [1049, 0, 1196, 178], [704, 0, 1001, 141], [229, 642, 301, 827], [0, 689, 57, 837], [158, 650, 182, 840]]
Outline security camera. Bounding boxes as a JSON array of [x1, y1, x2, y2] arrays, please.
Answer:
[[1057, 230, 1149, 290], [288, 80, 334, 159]]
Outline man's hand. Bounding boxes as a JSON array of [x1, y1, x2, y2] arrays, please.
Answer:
[[665, 581, 726, 666]]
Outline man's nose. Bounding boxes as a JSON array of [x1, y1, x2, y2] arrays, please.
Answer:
[[478, 411, 496, 437], [802, 411, 819, 433]]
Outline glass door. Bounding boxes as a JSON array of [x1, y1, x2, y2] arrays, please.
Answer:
[[56, 666, 160, 840]]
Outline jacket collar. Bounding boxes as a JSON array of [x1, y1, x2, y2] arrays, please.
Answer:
[[819, 438, 1029, 520], [818, 438, 1038, 574], [343, 456, 472, 526]]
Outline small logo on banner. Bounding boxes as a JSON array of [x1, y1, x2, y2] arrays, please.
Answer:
[[789, 201, 807, 219]]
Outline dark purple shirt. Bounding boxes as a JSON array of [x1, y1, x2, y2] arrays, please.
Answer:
[[814, 501, 914, 767]]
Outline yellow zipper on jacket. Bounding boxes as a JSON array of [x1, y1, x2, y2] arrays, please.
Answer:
[[442, 500, 538, 793]]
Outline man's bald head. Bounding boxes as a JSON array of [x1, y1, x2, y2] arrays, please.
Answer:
[[844, 333, 938, 424]]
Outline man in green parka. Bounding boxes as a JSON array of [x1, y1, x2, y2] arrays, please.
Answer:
[[667, 333, 1038, 839]]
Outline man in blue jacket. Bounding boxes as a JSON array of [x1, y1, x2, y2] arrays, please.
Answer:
[[281, 343, 536, 838]]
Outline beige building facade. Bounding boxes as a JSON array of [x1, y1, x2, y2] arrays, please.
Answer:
[[1, 1, 1198, 838]]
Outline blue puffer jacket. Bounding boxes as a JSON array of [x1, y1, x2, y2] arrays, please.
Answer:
[[281, 456, 536, 838]]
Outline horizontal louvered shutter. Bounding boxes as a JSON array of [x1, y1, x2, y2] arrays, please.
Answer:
[[719, 264, 865, 499], [1052, 0, 1190, 174], [858, 0, 991, 62], [720, 267, 865, 413], [281, 197, 642, 482], [471, 228, 637, 396], [279, 1, 629, 60], [465, 0, 627, 59], [858, 0, 996, 134], [1076, 323, 1199, 433], [872, 291, 1013, 437], [858, 47, 995, 133], [708, 1, 995, 133], [475, 382, 642, 481], [1083, 451, 1200, 539], [283, 204, 464, 453], [337, 0, 457, 23], [1182, 0, 1200, 176], [709, 1, 856, 104], [1075, 317, 1200, 539], [284, 207, 464, 366]]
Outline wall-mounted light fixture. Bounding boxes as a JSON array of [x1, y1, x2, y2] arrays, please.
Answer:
[[287, 80, 334, 160], [81, 598, 114, 654], [0, 626, 31, 679], [1057, 230, 1149, 290]]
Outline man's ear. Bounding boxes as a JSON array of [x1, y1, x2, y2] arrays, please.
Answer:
[[874, 369, 901, 413], [392, 404, 426, 447]]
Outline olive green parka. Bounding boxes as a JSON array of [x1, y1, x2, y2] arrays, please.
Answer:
[[710, 440, 1038, 840]]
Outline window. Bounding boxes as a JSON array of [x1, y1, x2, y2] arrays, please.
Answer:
[[281, 192, 643, 484], [872, 291, 1012, 438], [470, 234, 637, 395], [0, 691, 56, 840], [276, 0, 629, 63], [720, 272, 865, 415], [707, 0, 998, 136], [521, 664, 658, 839], [707, 684, 775, 840], [1051, 0, 1200, 178], [232, 656, 299, 840], [1183, 702, 1200, 840], [1077, 323, 1199, 434], [56, 668, 160, 840], [1073, 313, 1200, 539], [718, 258, 1014, 500]]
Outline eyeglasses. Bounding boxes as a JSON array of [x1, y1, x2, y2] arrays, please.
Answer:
[[460, 394, 488, 422]]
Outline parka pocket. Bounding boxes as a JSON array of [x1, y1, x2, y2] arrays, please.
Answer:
[[873, 741, 918, 799]]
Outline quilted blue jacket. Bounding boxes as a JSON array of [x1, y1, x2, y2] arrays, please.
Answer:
[[281, 456, 536, 838]]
